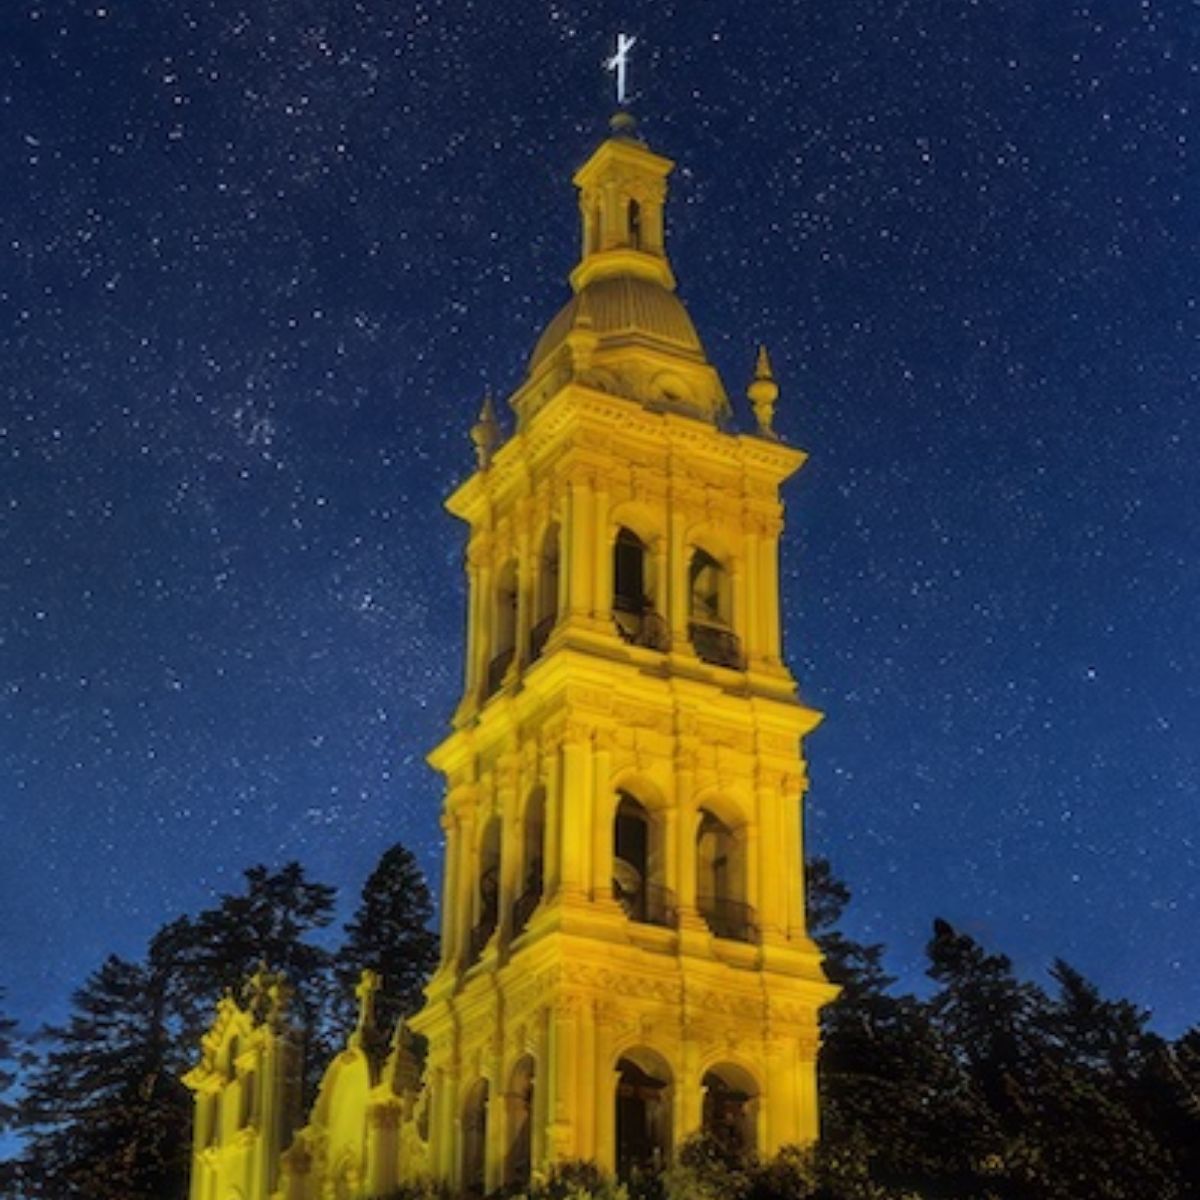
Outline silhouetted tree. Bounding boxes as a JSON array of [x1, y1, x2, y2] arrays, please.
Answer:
[[164, 862, 337, 1096], [335, 842, 439, 1050], [16, 953, 190, 1200], [0, 990, 27, 1191]]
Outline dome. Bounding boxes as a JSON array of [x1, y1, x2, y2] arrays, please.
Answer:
[[529, 275, 706, 373]]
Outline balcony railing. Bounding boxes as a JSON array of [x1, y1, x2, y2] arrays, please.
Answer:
[[696, 895, 759, 944], [614, 599, 671, 652], [485, 646, 515, 697], [529, 614, 555, 662], [688, 621, 744, 670], [511, 882, 543, 936], [613, 881, 678, 930]]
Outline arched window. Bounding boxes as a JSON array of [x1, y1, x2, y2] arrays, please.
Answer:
[[613, 792, 675, 928], [613, 529, 668, 650], [688, 549, 743, 668], [628, 198, 642, 249], [530, 524, 559, 661], [488, 559, 518, 696], [513, 788, 545, 935], [470, 818, 501, 963], [616, 1050, 672, 1181], [689, 549, 726, 625], [614, 528, 647, 614], [701, 1064, 758, 1157], [505, 1057, 535, 1188], [461, 1079, 488, 1198], [696, 811, 756, 943]]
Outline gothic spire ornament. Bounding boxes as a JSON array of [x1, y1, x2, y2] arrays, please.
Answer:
[[747, 344, 780, 439], [470, 388, 500, 469]]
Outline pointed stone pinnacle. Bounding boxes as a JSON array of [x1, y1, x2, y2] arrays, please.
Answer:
[[747, 345, 780, 439], [470, 388, 501, 469]]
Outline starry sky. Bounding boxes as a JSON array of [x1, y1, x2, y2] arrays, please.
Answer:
[[3, 1, 1197, 1038]]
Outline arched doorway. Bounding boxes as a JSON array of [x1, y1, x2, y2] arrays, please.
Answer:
[[505, 1056, 535, 1188], [461, 1079, 488, 1198], [615, 1049, 672, 1181], [701, 1064, 758, 1157]]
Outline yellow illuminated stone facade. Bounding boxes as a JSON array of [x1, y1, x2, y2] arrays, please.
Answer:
[[185, 117, 836, 1200]]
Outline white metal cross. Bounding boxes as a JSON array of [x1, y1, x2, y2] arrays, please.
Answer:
[[605, 32, 637, 106]]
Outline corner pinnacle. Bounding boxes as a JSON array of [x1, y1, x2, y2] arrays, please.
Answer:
[[747, 345, 780, 439], [470, 388, 501, 469]]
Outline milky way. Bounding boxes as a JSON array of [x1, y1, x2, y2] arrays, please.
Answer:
[[2, 1, 1197, 1034]]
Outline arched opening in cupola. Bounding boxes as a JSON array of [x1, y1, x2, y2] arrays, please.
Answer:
[[628, 198, 642, 249]]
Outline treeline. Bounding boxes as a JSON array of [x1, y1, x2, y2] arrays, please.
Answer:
[[0, 844, 437, 1199], [804, 860, 1200, 1199], [1, 853, 1198, 1199]]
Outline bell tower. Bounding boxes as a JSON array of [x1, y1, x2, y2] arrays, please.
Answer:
[[409, 116, 836, 1196]]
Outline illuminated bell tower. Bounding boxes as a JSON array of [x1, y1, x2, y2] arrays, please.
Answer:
[[408, 115, 836, 1196]]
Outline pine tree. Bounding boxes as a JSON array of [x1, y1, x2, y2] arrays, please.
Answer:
[[1154, 1027, 1200, 1188], [335, 842, 439, 1048], [0, 990, 26, 1192], [15, 861, 339, 1196], [0, 988, 21, 1131], [16, 954, 190, 1200], [1012, 959, 1183, 1199], [166, 862, 338, 1099]]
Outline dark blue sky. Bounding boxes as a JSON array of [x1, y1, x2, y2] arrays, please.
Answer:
[[2, 1, 1197, 1036]]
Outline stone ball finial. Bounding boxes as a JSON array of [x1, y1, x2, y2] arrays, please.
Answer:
[[747, 344, 780, 439], [470, 389, 501, 469]]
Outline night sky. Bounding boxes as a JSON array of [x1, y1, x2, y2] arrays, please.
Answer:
[[3, 1, 1197, 1039]]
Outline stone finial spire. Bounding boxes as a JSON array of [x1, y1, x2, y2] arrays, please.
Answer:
[[470, 389, 501, 469], [350, 968, 381, 1050], [747, 345, 780, 439], [242, 961, 292, 1030]]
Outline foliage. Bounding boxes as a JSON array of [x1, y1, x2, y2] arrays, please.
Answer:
[[161, 861, 338, 1075], [12, 860, 354, 1196], [510, 1159, 630, 1200], [6, 851, 1199, 1197], [806, 857, 1200, 1199], [0, 990, 22, 1132], [14, 953, 190, 1200], [375, 1181, 450, 1200], [336, 841, 440, 1050]]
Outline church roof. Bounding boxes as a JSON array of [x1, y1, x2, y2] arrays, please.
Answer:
[[529, 274, 707, 373]]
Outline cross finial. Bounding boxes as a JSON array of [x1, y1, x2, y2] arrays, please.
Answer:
[[605, 32, 637, 106], [351, 968, 381, 1047]]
